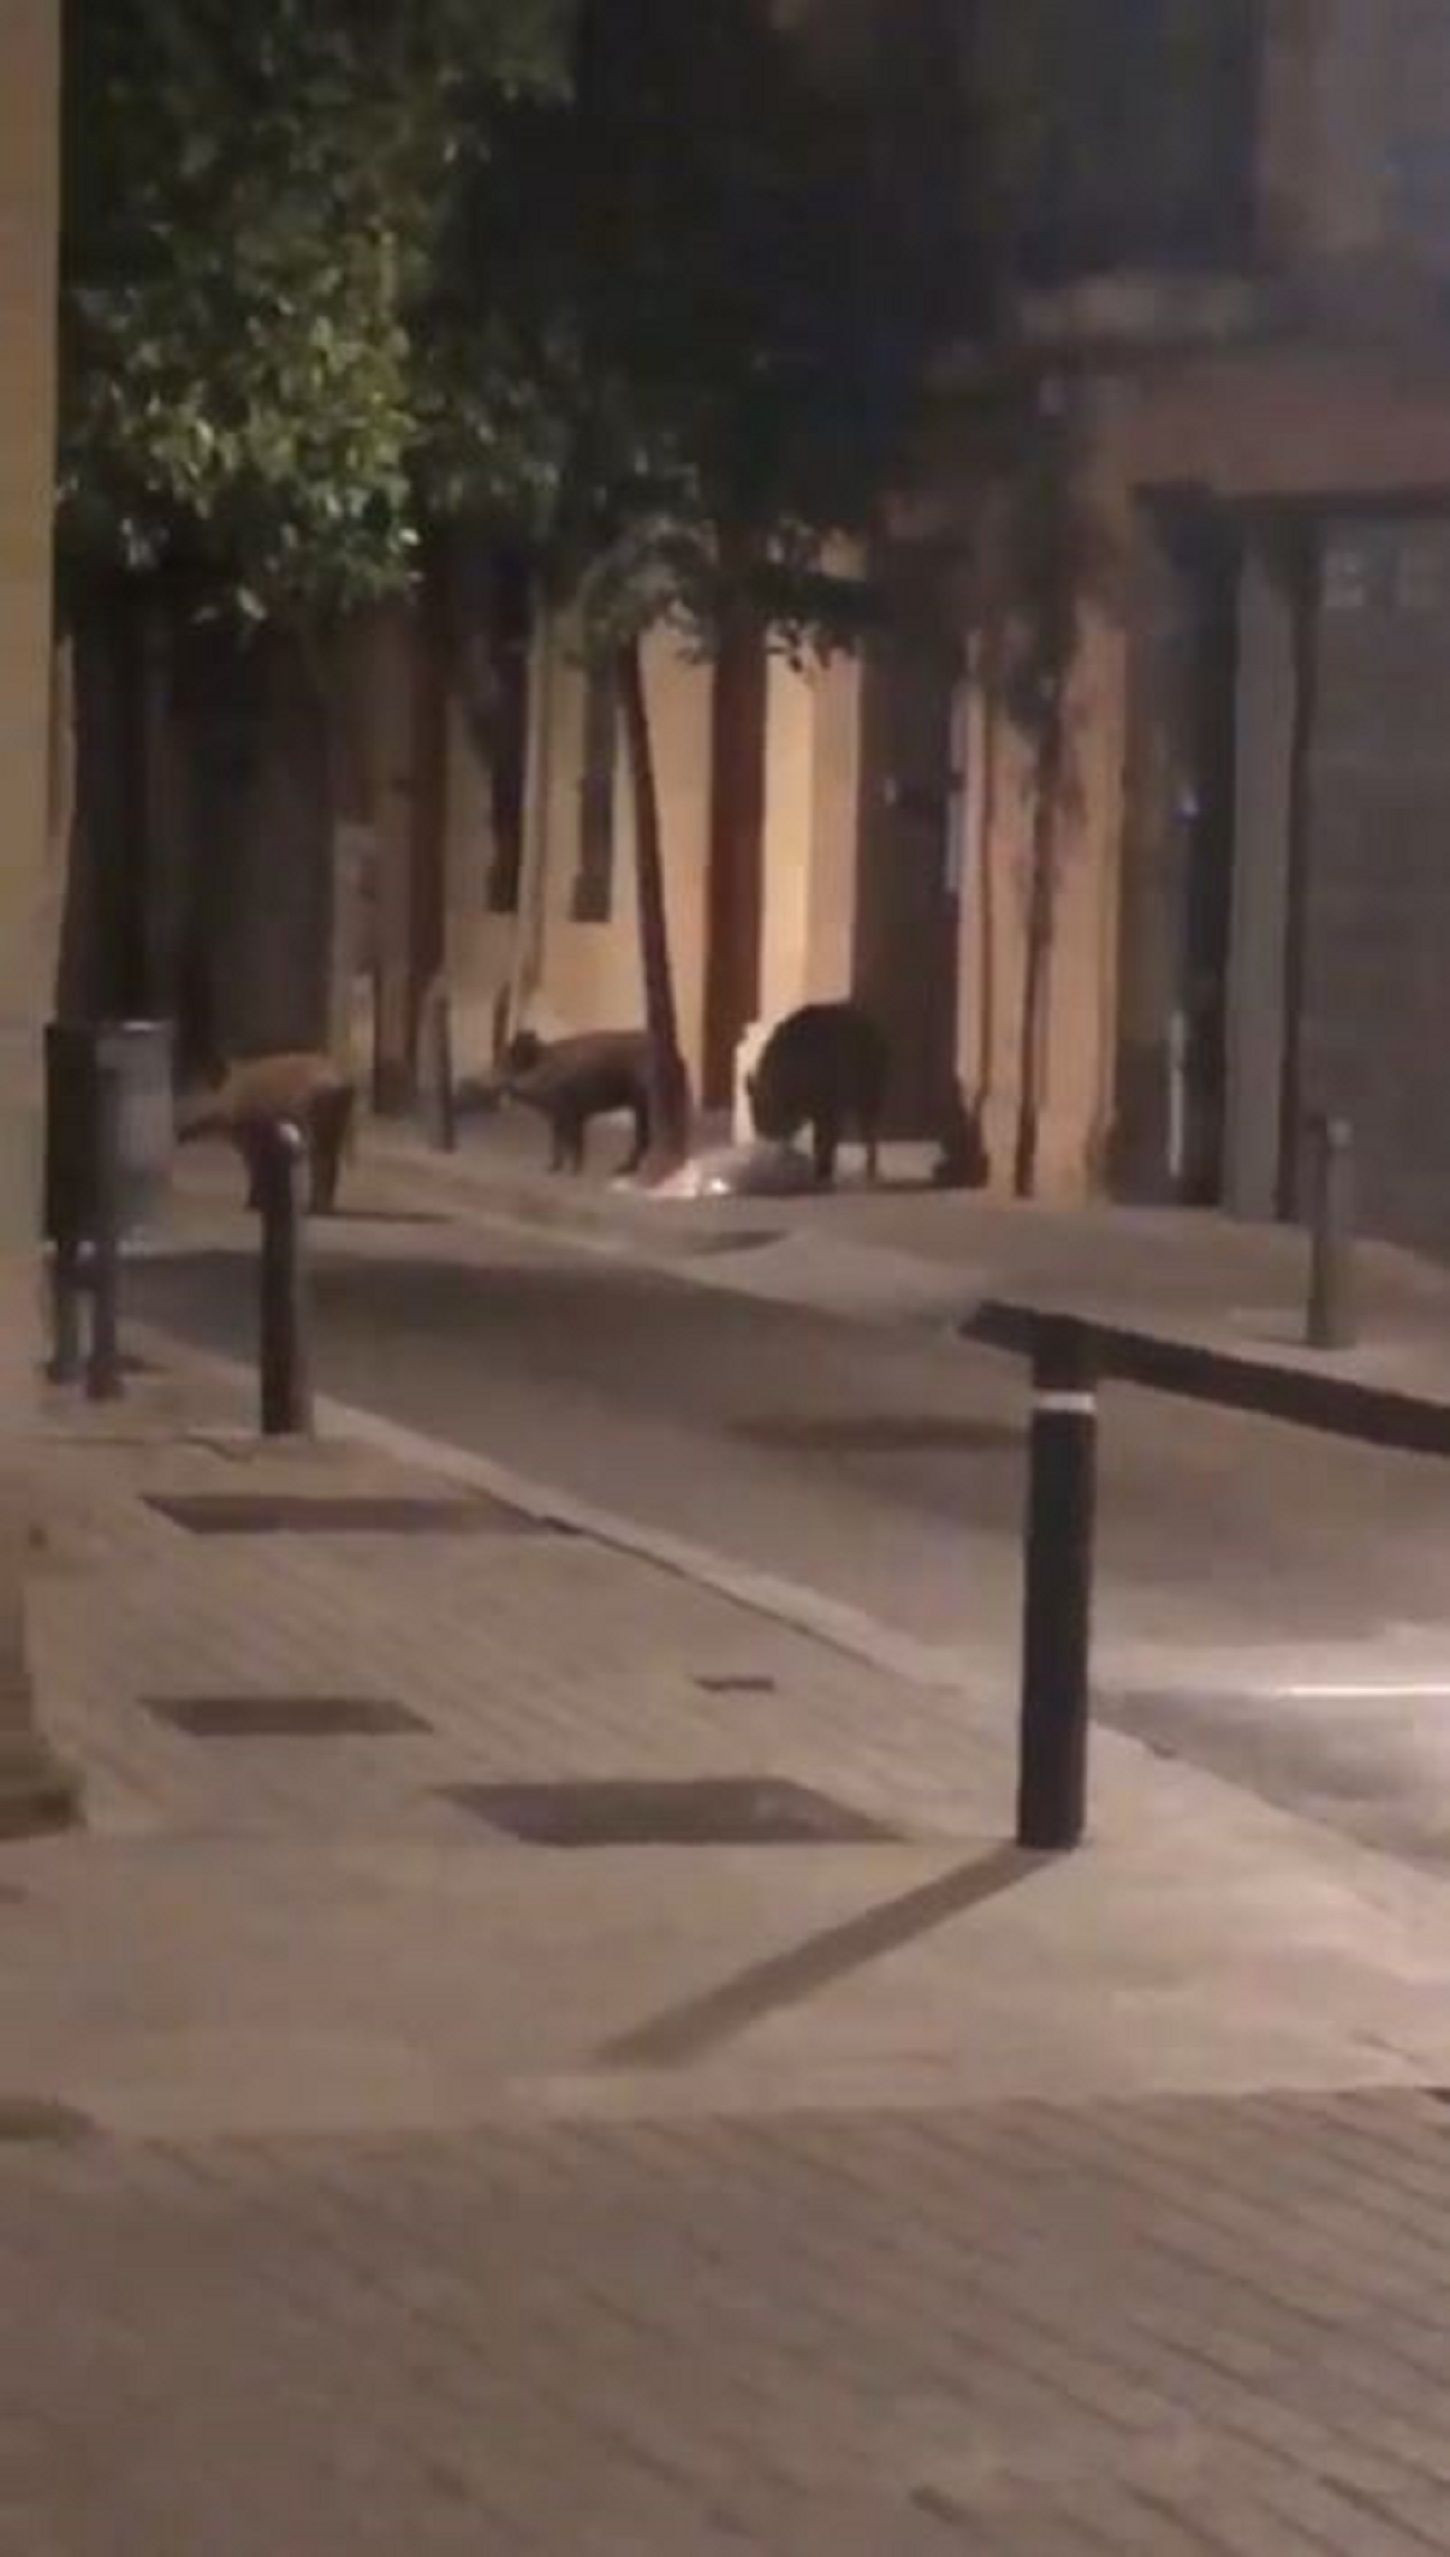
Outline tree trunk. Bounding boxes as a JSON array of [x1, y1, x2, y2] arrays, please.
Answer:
[[57, 579, 151, 1023], [617, 633, 691, 1176], [1013, 687, 1066, 1201]]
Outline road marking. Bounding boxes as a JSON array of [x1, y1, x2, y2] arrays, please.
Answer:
[[1277, 1683, 1450, 1701], [1033, 1392, 1097, 1417]]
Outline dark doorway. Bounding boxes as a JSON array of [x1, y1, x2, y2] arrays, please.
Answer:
[[851, 581, 962, 1140], [702, 622, 767, 1109], [1112, 498, 1240, 1204]]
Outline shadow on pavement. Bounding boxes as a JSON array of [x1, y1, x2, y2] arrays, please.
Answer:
[[597, 1843, 1045, 2071]]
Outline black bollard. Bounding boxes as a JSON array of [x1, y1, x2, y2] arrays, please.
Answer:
[[1306, 1114, 1355, 1352], [256, 1120, 313, 1437], [422, 978, 457, 1154], [1017, 1316, 1098, 1853], [48, 1237, 84, 1387], [86, 1059, 124, 1403]]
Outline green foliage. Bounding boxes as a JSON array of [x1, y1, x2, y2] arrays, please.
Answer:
[[60, 0, 575, 620], [446, 0, 952, 669]]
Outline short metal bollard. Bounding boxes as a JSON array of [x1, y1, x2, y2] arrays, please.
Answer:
[[1306, 1113, 1355, 1352], [422, 978, 457, 1154], [47, 1240, 84, 1388], [85, 1060, 124, 1403], [1017, 1316, 1098, 1853], [255, 1121, 313, 1437]]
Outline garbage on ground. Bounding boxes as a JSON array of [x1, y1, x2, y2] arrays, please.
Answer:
[[633, 1142, 818, 1201]]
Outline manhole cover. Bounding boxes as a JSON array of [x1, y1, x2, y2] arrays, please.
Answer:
[[147, 1694, 427, 1738], [694, 1675, 778, 1697], [441, 1775, 894, 1847], [146, 1492, 558, 1537], [0, 2098, 93, 2145]]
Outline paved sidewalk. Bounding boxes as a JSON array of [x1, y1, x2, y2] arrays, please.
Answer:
[[14, 1345, 1450, 2546]]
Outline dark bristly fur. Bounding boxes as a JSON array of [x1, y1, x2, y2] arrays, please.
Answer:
[[747, 1002, 887, 1186]]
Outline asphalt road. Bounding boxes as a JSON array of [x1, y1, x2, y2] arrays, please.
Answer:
[[129, 1204, 1450, 1875]]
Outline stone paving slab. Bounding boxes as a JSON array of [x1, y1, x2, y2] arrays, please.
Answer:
[[26, 1333, 1450, 2549], [10, 2093, 1450, 2552], [11, 1350, 1450, 2145]]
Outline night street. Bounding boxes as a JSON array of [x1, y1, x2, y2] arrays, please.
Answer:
[[131, 1188, 1450, 1879]]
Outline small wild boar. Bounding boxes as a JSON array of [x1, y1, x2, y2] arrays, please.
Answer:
[[747, 1002, 887, 1185], [179, 1052, 355, 1215], [500, 1030, 654, 1175]]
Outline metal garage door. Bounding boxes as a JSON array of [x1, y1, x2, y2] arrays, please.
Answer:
[[1296, 513, 1450, 1255]]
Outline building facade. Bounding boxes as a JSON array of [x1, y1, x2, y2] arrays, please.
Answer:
[[371, 2, 1450, 1251], [0, 0, 78, 1829], [1045, 0, 1450, 1250]]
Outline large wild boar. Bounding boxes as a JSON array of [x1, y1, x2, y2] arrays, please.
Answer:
[[179, 1052, 355, 1214], [500, 1030, 655, 1175], [747, 1002, 887, 1185]]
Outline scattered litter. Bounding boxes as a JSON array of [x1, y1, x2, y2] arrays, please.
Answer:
[[647, 1143, 818, 1202]]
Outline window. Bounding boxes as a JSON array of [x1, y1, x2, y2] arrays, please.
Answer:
[[572, 662, 618, 923]]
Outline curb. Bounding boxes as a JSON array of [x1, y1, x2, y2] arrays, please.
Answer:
[[969, 1300, 1450, 1460], [124, 1318, 977, 1701], [366, 1137, 1450, 1444], [362, 1127, 728, 1262]]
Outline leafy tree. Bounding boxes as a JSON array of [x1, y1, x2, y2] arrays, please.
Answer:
[[61, 0, 574, 617], [56, 0, 575, 1050], [446, 0, 967, 1170]]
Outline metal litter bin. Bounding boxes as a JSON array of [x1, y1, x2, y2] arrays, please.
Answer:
[[45, 1019, 174, 1247]]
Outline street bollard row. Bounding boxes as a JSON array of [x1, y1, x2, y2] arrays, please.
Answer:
[[1017, 1316, 1097, 1855], [254, 1119, 314, 1438], [1306, 1112, 1355, 1353], [422, 977, 457, 1155]]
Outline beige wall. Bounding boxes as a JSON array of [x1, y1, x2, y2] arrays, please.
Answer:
[[0, 0, 78, 1833], [0, 0, 59, 1250], [957, 566, 1127, 1204], [490, 619, 715, 1085], [451, 609, 871, 1120], [756, 644, 864, 1035], [0, 0, 60, 1054], [441, 685, 516, 1081]]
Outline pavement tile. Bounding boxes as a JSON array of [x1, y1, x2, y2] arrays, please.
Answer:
[[20, 1334, 1450, 2547]]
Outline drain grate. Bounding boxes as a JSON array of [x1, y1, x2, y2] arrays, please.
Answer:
[[441, 1775, 894, 1848], [147, 1694, 427, 1738], [694, 1675, 779, 1697], [0, 2098, 94, 2145], [146, 1492, 560, 1537]]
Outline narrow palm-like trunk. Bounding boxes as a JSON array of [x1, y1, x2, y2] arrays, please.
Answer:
[[1013, 683, 1066, 1202], [618, 633, 691, 1176]]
